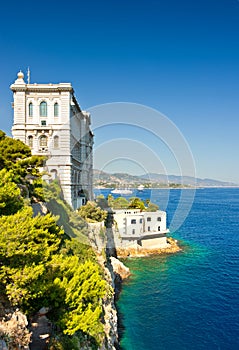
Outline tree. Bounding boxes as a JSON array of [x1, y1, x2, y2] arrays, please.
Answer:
[[0, 169, 24, 215], [77, 201, 107, 223], [107, 194, 114, 208], [0, 207, 63, 266], [0, 207, 64, 309], [0, 132, 30, 162], [128, 197, 146, 211], [53, 258, 109, 344], [146, 201, 159, 212], [0, 131, 44, 200], [0, 133, 31, 173], [96, 194, 108, 209], [111, 196, 129, 209]]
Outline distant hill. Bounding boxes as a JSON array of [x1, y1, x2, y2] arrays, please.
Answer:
[[93, 169, 238, 188], [139, 173, 237, 187]]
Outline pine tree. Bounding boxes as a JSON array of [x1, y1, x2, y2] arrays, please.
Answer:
[[0, 169, 24, 215]]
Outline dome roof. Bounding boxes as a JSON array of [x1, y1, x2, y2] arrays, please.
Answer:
[[17, 70, 24, 79]]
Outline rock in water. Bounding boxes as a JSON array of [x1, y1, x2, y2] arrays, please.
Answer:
[[110, 257, 130, 280]]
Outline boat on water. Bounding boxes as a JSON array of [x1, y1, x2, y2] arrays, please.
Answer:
[[137, 184, 145, 191], [111, 188, 133, 195]]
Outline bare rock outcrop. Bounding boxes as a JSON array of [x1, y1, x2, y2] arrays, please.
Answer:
[[110, 257, 131, 280]]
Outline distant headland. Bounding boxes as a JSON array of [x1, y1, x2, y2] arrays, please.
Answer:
[[94, 169, 239, 189]]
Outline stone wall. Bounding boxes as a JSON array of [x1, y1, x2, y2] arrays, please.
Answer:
[[140, 236, 169, 249]]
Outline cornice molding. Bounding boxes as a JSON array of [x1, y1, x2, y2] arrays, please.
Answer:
[[11, 85, 73, 93]]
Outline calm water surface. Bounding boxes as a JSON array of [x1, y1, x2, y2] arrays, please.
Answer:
[[111, 188, 239, 350]]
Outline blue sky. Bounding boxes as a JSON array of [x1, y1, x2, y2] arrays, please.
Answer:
[[1, 0, 239, 183]]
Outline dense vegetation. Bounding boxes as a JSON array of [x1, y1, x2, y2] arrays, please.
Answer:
[[78, 201, 107, 223], [0, 131, 111, 349], [96, 194, 159, 212]]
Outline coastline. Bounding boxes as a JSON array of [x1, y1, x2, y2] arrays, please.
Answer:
[[116, 237, 181, 258], [95, 186, 239, 190]]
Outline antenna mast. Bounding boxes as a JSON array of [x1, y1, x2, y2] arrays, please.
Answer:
[[27, 67, 31, 84]]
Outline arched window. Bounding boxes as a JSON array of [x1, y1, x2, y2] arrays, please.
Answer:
[[53, 135, 59, 148], [39, 135, 47, 147], [29, 103, 33, 117], [39, 101, 47, 117], [54, 102, 59, 117], [28, 135, 33, 148], [50, 169, 57, 180]]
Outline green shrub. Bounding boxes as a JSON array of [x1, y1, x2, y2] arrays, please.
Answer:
[[78, 201, 107, 223]]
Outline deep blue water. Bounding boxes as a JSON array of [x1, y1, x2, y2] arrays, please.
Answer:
[[95, 188, 239, 350]]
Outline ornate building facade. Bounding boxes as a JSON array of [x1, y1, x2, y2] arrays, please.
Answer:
[[11, 71, 93, 209]]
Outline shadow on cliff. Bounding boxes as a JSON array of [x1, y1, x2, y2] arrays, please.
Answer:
[[104, 208, 127, 350], [105, 208, 117, 258]]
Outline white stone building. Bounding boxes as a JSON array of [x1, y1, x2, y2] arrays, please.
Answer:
[[113, 209, 169, 248], [11, 71, 93, 209]]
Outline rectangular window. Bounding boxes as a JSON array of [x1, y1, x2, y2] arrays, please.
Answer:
[[139, 218, 143, 223], [132, 229, 135, 234], [41, 120, 46, 126], [148, 226, 150, 231], [147, 217, 151, 222], [131, 219, 136, 224], [157, 217, 161, 221], [158, 226, 161, 231]]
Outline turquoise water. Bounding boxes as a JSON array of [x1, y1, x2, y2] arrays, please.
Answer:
[[113, 188, 239, 350]]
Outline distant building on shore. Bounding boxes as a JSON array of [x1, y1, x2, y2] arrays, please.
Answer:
[[10, 70, 93, 209], [113, 209, 169, 249]]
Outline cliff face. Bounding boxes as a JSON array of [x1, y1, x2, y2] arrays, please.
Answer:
[[100, 260, 119, 350], [100, 256, 131, 350]]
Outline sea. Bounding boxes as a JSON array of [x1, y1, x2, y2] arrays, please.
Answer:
[[94, 188, 239, 350]]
